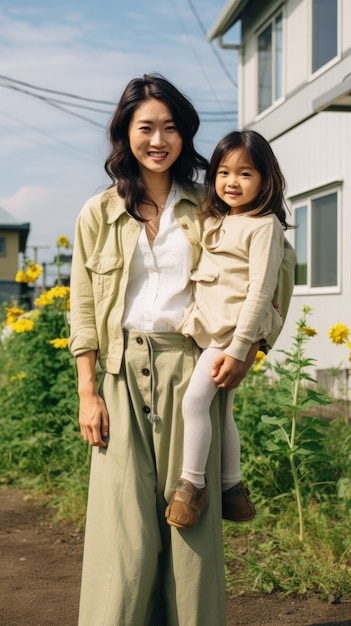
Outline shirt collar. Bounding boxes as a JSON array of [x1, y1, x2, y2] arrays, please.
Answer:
[[104, 183, 202, 225]]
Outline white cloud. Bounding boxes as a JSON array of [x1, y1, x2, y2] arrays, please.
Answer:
[[0, 186, 50, 216]]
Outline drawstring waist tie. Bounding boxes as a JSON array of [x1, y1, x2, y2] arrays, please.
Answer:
[[123, 330, 194, 426]]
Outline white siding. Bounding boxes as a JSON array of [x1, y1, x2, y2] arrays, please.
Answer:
[[268, 112, 351, 374]]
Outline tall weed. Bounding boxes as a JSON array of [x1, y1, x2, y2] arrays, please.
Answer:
[[226, 307, 351, 596]]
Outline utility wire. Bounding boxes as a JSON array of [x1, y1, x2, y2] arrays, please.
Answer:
[[0, 74, 116, 105], [0, 74, 236, 121], [0, 79, 108, 128], [186, 0, 238, 89], [167, 0, 234, 114], [0, 109, 99, 164]]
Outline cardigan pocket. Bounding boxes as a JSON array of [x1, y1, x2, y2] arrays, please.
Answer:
[[85, 254, 124, 299], [190, 272, 219, 283]]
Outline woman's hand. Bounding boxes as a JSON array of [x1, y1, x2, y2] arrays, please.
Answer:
[[76, 352, 109, 447], [211, 342, 260, 389], [79, 392, 109, 447]]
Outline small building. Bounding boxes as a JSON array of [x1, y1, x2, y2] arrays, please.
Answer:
[[0, 206, 30, 305]]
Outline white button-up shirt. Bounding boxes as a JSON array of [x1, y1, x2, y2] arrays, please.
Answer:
[[122, 186, 193, 332]]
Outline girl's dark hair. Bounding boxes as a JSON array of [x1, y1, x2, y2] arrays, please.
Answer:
[[204, 130, 291, 229], [104, 73, 208, 219]]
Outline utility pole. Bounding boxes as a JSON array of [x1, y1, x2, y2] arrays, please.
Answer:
[[27, 244, 50, 295]]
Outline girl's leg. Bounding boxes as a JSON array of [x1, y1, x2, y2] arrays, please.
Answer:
[[221, 389, 241, 490], [220, 392, 256, 523], [181, 347, 223, 488]]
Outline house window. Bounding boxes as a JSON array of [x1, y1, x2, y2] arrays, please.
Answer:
[[294, 191, 338, 290], [258, 11, 283, 114], [0, 237, 6, 257], [312, 0, 338, 73]]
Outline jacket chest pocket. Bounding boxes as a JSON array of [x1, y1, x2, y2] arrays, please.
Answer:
[[190, 272, 219, 284], [85, 254, 124, 299]]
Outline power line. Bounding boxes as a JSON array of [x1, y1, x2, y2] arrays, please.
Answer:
[[0, 74, 236, 122], [0, 74, 116, 106], [0, 109, 99, 164], [167, 0, 234, 114], [0, 77, 109, 128], [186, 0, 238, 89]]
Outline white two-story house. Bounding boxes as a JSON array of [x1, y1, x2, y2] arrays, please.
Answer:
[[208, 0, 351, 396]]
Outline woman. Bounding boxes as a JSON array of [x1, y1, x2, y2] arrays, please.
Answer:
[[69, 74, 253, 626]]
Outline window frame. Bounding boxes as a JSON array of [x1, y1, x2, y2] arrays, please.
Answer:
[[0, 237, 6, 257], [291, 185, 341, 296], [256, 8, 285, 116]]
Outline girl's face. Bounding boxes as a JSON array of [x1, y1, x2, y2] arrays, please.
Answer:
[[215, 147, 262, 215], [128, 98, 183, 178]]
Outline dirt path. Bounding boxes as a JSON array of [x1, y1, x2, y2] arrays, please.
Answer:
[[0, 486, 350, 626]]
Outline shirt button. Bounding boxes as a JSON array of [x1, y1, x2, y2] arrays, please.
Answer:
[[143, 405, 151, 413], [142, 368, 150, 376], [181, 223, 189, 229], [136, 336, 144, 345]]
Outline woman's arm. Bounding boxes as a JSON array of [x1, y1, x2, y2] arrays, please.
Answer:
[[77, 351, 109, 447]]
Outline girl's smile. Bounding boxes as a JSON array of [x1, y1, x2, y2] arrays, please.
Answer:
[[215, 148, 262, 215]]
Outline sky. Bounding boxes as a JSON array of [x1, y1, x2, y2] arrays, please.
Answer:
[[0, 0, 239, 284]]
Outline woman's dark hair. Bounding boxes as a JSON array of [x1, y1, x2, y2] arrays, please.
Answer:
[[104, 73, 208, 219], [204, 130, 291, 229]]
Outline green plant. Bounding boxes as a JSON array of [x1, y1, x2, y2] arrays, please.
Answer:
[[260, 306, 333, 542], [224, 307, 351, 596], [0, 236, 88, 523]]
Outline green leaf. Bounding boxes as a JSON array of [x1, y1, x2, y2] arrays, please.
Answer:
[[295, 441, 323, 454], [261, 415, 290, 427], [264, 440, 290, 454], [300, 388, 334, 406]]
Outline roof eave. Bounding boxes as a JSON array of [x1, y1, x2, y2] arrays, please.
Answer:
[[207, 0, 248, 41]]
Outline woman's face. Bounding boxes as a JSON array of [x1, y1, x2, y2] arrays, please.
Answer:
[[128, 98, 183, 177]]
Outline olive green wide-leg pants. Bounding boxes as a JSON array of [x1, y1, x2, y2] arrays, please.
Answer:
[[78, 332, 227, 626]]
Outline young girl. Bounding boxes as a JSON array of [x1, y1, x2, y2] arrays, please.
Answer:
[[165, 130, 293, 530]]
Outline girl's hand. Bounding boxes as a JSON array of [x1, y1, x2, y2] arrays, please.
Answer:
[[211, 342, 260, 389], [211, 354, 244, 389], [79, 393, 109, 447]]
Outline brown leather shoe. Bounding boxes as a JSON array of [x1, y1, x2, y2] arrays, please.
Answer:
[[222, 481, 256, 522], [165, 478, 206, 529]]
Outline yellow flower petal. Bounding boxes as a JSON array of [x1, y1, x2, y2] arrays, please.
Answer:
[[49, 338, 69, 349], [56, 235, 70, 248], [302, 326, 318, 337], [328, 323, 350, 345], [11, 318, 34, 333]]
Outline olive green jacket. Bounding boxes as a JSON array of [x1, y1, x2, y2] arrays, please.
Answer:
[[69, 184, 204, 374]]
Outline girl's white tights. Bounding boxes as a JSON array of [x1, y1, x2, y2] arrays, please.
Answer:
[[181, 347, 241, 490]]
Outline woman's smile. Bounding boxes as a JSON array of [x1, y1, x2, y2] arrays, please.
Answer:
[[129, 98, 183, 175]]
